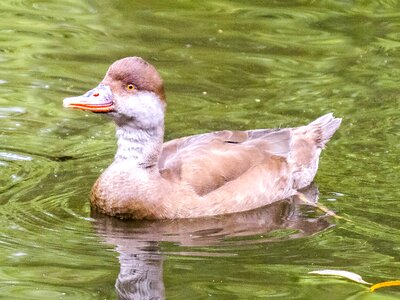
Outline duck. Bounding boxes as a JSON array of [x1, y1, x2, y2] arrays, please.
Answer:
[[63, 56, 341, 220]]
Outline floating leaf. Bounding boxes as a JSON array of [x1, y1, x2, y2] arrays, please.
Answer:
[[309, 269, 371, 285], [370, 280, 400, 292]]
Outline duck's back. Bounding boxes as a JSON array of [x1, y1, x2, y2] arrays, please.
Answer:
[[159, 113, 341, 198], [159, 129, 291, 196]]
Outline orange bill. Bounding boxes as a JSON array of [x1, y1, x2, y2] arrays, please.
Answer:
[[63, 84, 114, 112]]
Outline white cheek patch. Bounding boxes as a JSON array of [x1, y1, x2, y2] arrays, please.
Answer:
[[116, 91, 165, 129]]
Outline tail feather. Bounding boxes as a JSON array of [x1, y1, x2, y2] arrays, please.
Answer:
[[289, 113, 341, 190], [309, 113, 342, 147]]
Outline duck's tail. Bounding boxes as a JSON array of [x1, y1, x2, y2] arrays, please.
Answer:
[[289, 113, 341, 189], [308, 113, 342, 148]]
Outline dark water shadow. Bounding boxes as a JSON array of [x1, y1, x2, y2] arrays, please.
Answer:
[[91, 185, 333, 300]]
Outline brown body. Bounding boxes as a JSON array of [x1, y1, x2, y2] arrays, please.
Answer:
[[63, 57, 342, 219]]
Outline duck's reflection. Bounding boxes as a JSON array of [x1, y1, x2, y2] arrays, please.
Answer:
[[91, 185, 333, 300], [114, 242, 165, 300]]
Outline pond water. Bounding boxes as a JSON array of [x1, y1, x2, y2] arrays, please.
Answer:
[[1, 0, 399, 299]]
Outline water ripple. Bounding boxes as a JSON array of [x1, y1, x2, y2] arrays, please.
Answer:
[[0, 0, 400, 298]]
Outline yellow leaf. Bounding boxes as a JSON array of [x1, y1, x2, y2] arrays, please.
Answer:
[[370, 280, 400, 292]]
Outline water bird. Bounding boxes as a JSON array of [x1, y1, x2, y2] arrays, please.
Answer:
[[63, 57, 341, 219]]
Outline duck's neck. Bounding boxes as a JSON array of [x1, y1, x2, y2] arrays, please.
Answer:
[[110, 91, 166, 169], [114, 122, 164, 168]]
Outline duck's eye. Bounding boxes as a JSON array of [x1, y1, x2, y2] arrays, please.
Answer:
[[127, 84, 135, 91]]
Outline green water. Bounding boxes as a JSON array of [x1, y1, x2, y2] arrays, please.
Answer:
[[1, 0, 400, 299]]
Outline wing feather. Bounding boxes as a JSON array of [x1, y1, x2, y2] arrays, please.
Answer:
[[159, 129, 291, 195]]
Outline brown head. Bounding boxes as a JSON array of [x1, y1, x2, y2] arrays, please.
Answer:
[[102, 57, 166, 103], [63, 57, 166, 127]]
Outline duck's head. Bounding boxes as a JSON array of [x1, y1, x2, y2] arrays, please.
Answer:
[[64, 57, 166, 128]]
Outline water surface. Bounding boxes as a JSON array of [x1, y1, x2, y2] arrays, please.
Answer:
[[0, 0, 399, 299]]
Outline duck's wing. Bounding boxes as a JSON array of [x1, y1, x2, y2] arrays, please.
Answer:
[[159, 113, 341, 199], [159, 129, 292, 196]]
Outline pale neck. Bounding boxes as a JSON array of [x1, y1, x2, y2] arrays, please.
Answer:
[[114, 123, 164, 168], [110, 91, 166, 168]]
